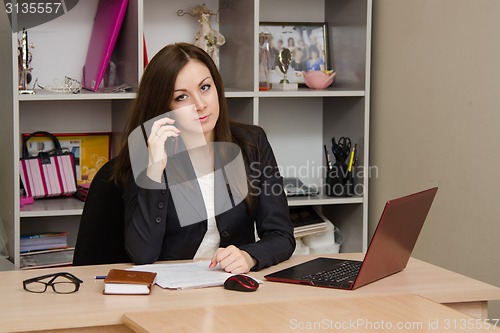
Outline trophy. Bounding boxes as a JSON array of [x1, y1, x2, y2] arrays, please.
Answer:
[[18, 28, 35, 95], [275, 48, 298, 90]]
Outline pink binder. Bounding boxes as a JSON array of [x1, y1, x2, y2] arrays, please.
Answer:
[[82, 0, 129, 92]]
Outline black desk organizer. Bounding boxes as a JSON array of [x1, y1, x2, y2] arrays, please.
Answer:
[[324, 137, 356, 197]]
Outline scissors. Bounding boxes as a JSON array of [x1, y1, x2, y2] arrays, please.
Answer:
[[331, 137, 352, 162], [338, 137, 352, 152]]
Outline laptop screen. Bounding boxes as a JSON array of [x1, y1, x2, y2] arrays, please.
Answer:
[[353, 187, 438, 288]]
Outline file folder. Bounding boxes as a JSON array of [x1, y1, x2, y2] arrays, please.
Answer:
[[82, 0, 129, 92]]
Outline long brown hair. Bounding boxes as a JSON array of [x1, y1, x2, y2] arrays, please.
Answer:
[[113, 42, 232, 186], [113, 43, 258, 212]]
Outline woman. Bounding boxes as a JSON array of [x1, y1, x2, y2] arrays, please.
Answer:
[[306, 44, 325, 71], [113, 43, 295, 274]]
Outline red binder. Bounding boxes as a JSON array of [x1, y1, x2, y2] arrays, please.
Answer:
[[82, 0, 129, 92]]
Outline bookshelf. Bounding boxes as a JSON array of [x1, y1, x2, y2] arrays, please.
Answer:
[[0, 0, 372, 268]]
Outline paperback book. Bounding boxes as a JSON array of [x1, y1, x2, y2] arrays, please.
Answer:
[[20, 232, 69, 253], [289, 206, 328, 238], [20, 248, 74, 270]]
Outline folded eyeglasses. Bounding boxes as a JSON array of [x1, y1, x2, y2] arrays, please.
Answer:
[[23, 272, 83, 294]]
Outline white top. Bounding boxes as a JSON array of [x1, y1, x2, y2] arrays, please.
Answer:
[[193, 172, 220, 259]]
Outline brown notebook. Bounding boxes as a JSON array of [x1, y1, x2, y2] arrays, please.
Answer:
[[103, 269, 157, 295]]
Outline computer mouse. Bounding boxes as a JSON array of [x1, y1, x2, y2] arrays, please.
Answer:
[[224, 274, 259, 292]]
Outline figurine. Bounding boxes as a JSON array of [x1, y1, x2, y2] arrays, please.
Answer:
[[178, 3, 225, 68], [18, 28, 35, 94]]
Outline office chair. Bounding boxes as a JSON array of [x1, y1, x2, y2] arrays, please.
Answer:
[[72, 158, 131, 265]]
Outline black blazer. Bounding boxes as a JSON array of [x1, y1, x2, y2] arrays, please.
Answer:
[[123, 124, 295, 271]]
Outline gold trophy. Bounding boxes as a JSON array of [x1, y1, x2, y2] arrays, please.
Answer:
[[274, 48, 298, 90]]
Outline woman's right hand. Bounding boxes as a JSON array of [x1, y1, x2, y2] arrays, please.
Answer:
[[146, 117, 180, 182]]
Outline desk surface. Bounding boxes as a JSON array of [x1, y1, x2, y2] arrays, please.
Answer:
[[124, 294, 500, 333], [1, 253, 500, 332]]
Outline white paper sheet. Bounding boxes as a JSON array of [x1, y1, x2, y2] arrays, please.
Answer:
[[131, 261, 233, 289]]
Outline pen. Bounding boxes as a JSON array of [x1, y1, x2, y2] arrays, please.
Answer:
[[324, 144, 333, 171], [95, 275, 106, 280], [348, 144, 356, 173]]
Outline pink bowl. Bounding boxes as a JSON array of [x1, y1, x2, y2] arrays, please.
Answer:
[[303, 71, 336, 90]]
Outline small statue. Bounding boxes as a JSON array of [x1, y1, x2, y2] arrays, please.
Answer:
[[274, 48, 297, 90], [277, 48, 292, 84], [18, 27, 35, 94], [178, 3, 225, 68]]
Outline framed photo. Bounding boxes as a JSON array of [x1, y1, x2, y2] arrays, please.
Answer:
[[22, 132, 111, 185], [259, 22, 329, 85]]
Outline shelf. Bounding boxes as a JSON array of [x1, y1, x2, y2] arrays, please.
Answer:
[[18, 89, 136, 101], [20, 196, 363, 215], [224, 90, 256, 98], [258, 88, 365, 98], [1, 0, 372, 267], [20, 198, 85, 218], [287, 195, 363, 207], [224, 89, 366, 98]]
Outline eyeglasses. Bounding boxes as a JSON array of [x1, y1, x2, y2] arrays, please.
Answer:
[[23, 272, 83, 294]]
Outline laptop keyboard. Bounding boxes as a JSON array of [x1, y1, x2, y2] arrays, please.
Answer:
[[301, 261, 362, 284]]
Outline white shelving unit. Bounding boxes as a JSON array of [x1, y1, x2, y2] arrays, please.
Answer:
[[0, 0, 371, 268]]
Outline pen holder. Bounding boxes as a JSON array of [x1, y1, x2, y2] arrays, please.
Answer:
[[325, 162, 354, 197]]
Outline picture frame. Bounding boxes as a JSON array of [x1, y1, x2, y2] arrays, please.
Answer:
[[259, 22, 330, 85], [22, 132, 111, 185]]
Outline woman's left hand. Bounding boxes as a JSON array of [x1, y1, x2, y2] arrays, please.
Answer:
[[209, 245, 257, 274]]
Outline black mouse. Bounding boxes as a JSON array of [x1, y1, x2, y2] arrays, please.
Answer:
[[224, 274, 259, 292]]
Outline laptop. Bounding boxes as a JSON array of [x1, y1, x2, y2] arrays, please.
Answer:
[[283, 177, 319, 197], [265, 187, 438, 290]]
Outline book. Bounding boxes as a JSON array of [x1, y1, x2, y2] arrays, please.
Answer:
[[74, 183, 90, 202], [103, 269, 157, 295], [20, 232, 69, 253], [20, 248, 74, 270], [289, 206, 328, 238], [143, 34, 149, 67]]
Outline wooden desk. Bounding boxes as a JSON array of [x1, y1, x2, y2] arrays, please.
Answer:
[[123, 294, 500, 333], [1, 253, 499, 332]]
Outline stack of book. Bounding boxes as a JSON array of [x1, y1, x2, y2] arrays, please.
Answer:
[[289, 206, 328, 238], [20, 232, 73, 269]]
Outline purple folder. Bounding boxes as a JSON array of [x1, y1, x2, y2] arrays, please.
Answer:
[[82, 0, 129, 92]]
